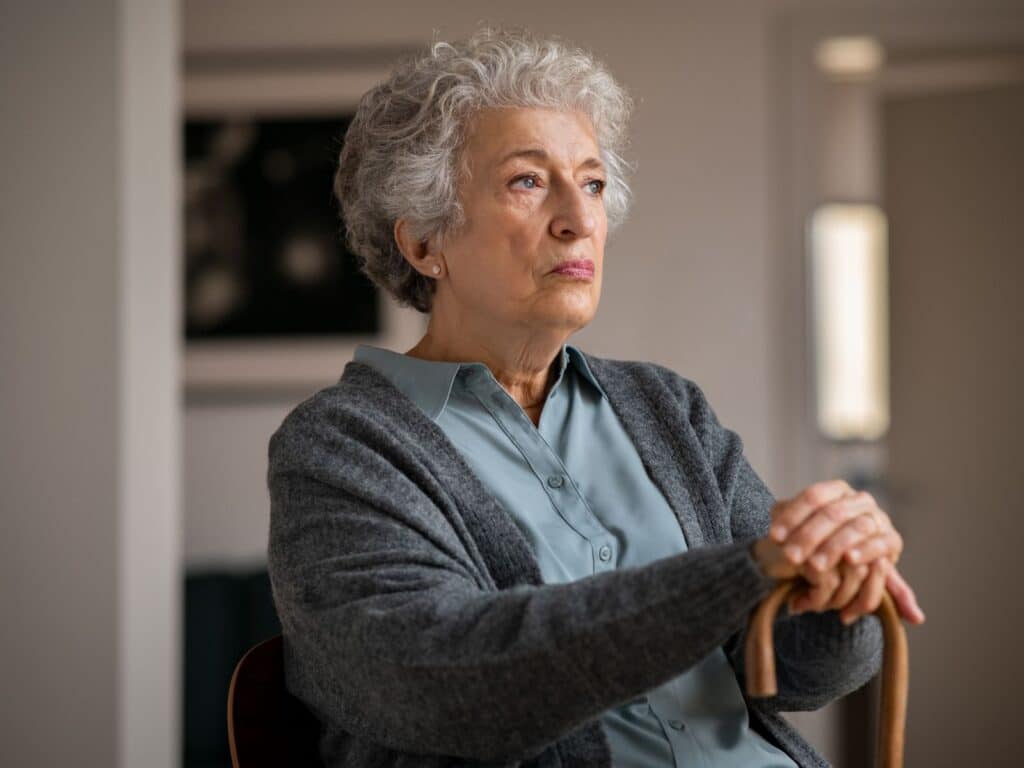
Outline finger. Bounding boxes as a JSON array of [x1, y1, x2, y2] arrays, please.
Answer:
[[791, 569, 841, 613], [769, 479, 854, 543], [787, 587, 809, 615], [863, 508, 901, 561], [885, 566, 926, 624], [843, 529, 904, 567], [787, 570, 817, 613], [840, 558, 891, 625], [781, 491, 876, 566], [826, 562, 870, 610], [786, 582, 816, 615], [871, 506, 895, 534], [807, 512, 878, 572]]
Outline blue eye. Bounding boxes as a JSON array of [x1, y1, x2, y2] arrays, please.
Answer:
[[512, 174, 539, 189], [585, 179, 606, 195]]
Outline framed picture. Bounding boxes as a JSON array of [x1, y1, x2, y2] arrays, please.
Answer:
[[182, 47, 427, 395]]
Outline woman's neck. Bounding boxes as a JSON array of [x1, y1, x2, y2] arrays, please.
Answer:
[[405, 328, 566, 413]]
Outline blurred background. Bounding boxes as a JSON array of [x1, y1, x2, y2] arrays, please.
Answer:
[[3, 0, 1022, 766]]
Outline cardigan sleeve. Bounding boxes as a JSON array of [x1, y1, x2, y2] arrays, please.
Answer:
[[677, 374, 885, 712], [266, 415, 778, 763]]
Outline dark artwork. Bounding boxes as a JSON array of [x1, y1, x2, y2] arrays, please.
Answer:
[[183, 115, 379, 339]]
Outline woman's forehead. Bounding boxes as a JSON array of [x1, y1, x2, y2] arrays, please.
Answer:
[[466, 106, 600, 167]]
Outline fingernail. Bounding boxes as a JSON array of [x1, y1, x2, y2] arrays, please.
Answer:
[[784, 544, 803, 563], [770, 524, 787, 541], [811, 554, 827, 570]]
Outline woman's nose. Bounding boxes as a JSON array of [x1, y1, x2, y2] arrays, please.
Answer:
[[549, 186, 596, 239]]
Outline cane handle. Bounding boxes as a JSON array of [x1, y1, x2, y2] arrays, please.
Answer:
[[744, 580, 908, 768]]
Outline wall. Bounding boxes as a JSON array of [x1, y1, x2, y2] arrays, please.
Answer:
[[0, 1, 180, 766], [885, 78, 1024, 767], [779, 4, 1024, 763]]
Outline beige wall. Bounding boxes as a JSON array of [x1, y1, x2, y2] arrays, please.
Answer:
[[1, 4, 119, 764], [0, 2, 180, 767], [885, 79, 1024, 767]]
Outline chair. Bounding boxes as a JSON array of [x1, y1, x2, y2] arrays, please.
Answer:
[[227, 634, 324, 768]]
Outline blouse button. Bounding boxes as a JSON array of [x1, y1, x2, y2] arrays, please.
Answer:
[[547, 475, 565, 488], [598, 545, 613, 562], [668, 719, 685, 730]]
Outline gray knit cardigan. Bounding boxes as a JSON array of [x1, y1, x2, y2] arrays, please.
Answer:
[[266, 352, 884, 767]]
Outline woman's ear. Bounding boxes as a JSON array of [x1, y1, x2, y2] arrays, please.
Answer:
[[393, 218, 435, 276]]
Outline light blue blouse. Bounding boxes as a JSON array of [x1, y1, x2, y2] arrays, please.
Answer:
[[352, 341, 797, 768]]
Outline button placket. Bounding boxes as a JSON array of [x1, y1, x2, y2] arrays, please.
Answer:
[[471, 375, 615, 564]]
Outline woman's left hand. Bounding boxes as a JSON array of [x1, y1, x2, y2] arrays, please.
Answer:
[[768, 485, 926, 626], [788, 556, 910, 626]]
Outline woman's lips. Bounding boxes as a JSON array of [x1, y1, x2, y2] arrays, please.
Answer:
[[550, 259, 595, 279]]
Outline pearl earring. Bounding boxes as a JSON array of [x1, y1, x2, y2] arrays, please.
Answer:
[[432, 265, 441, 275]]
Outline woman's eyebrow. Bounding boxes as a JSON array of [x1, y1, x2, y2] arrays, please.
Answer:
[[497, 147, 548, 165], [496, 147, 605, 172]]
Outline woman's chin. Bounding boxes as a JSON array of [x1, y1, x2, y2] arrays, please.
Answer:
[[536, 294, 599, 328]]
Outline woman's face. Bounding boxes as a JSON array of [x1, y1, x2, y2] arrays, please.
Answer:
[[434, 106, 608, 338]]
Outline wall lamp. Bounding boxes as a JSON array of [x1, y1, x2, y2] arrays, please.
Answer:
[[809, 203, 890, 441]]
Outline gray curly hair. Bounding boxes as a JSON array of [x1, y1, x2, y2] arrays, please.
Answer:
[[333, 26, 635, 314]]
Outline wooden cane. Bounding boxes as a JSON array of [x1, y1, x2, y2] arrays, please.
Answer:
[[744, 580, 909, 768]]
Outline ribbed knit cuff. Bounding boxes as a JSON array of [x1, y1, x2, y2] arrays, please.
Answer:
[[737, 535, 779, 595]]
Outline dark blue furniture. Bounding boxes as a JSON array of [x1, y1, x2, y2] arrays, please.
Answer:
[[185, 568, 282, 768]]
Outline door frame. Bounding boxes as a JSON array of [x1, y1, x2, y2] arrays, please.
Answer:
[[771, 3, 1024, 765]]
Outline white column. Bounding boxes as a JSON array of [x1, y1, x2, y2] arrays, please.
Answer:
[[118, 1, 181, 767]]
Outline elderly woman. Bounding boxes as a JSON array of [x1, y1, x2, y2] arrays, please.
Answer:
[[267, 27, 924, 768]]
